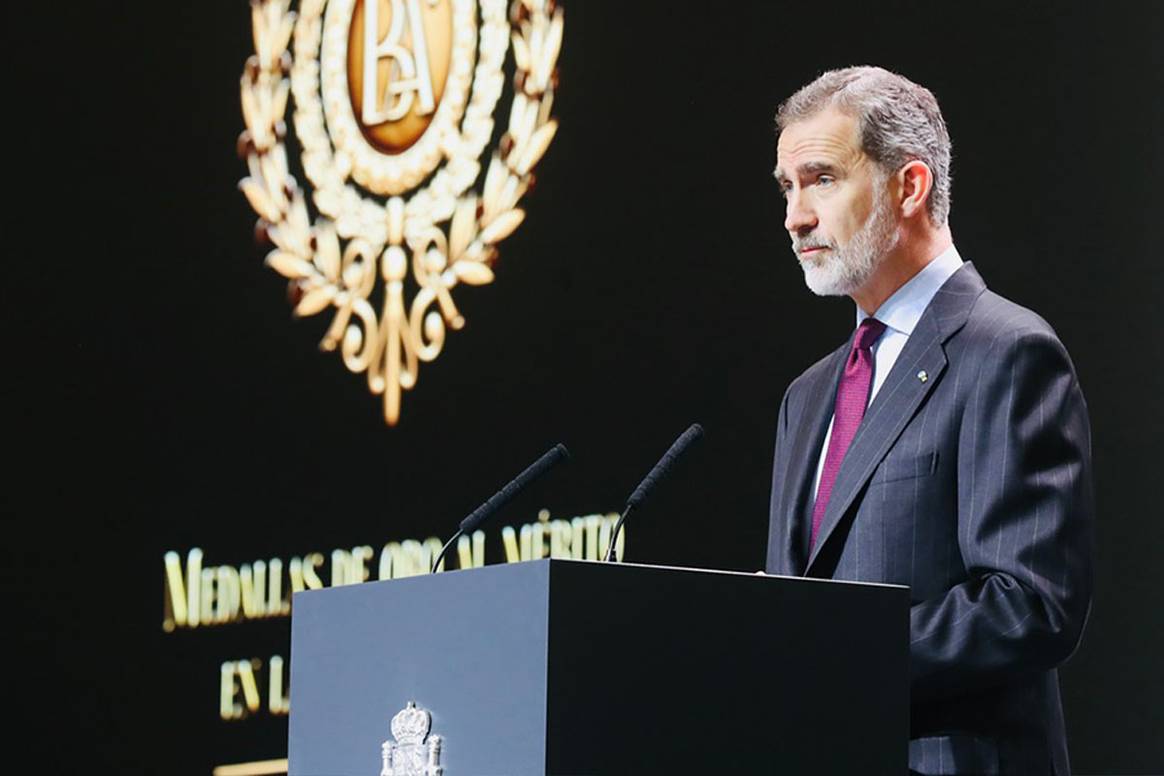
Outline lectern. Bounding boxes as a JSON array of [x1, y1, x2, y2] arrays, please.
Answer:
[[289, 559, 908, 775]]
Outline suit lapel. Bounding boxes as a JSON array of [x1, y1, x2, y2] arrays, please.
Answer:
[[776, 342, 849, 575], [803, 262, 987, 574]]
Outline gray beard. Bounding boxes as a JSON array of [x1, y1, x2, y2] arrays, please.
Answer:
[[795, 187, 899, 297]]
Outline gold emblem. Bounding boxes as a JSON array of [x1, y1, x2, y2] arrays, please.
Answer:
[[239, 0, 563, 424]]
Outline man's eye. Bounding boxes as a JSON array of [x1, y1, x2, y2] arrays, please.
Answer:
[[817, 176, 835, 186]]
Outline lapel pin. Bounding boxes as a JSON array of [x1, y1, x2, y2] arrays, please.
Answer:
[[917, 370, 928, 383]]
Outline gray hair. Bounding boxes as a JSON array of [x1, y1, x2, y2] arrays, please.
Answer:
[[776, 66, 952, 225]]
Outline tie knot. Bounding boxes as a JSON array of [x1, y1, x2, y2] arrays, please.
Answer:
[[853, 317, 886, 351]]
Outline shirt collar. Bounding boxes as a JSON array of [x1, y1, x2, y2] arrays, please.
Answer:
[[857, 244, 964, 336]]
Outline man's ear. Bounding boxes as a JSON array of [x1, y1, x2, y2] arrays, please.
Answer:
[[898, 160, 933, 219]]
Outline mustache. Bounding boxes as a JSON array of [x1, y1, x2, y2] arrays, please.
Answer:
[[791, 235, 836, 253]]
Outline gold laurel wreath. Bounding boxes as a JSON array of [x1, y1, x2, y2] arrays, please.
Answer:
[[239, 0, 563, 424]]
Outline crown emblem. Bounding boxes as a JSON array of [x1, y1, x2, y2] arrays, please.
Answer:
[[382, 700, 443, 776], [391, 701, 432, 745]]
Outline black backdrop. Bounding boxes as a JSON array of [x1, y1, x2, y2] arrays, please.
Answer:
[[8, 1, 1163, 773]]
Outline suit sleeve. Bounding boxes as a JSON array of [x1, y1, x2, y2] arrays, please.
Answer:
[[765, 386, 793, 574], [909, 329, 1094, 701]]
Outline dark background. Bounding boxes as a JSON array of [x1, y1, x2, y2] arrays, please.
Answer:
[[7, 0, 1162, 773]]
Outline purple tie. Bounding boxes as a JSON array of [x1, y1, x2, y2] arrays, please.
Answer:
[[810, 317, 887, 552]]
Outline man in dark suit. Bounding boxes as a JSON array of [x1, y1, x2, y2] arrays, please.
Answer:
[[766, 67, 1093, 775]]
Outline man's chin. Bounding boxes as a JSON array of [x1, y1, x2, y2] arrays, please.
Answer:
[[802, 264, 853, 297]]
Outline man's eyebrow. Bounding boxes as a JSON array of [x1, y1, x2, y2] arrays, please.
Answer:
[[773, 161, 841, 183], [801, 161, 841, 176]]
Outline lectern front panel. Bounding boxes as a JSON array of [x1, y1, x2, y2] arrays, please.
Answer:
[[289, 562, 552, 776]]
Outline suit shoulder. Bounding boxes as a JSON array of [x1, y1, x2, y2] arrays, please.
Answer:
[[782, 342, 847, 409], [954, 288, 1082, 389], [961, 288, 1066, 351]]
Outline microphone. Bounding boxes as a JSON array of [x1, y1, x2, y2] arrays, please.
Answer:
[[431, 443, 570, 573], [604, 423, 703, 562]]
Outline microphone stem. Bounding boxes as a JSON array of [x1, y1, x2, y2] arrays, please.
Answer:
[[605, 504, 633, 562], [431, 529, 463, 574]]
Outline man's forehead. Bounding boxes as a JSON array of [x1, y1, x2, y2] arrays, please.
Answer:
[[775, 108, 864, 176]]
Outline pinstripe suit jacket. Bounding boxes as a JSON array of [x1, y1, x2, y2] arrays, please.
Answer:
[[766, 263, 1094, 775]]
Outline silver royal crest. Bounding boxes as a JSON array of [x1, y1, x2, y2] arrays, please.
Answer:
[[381, 700, 443, 776]]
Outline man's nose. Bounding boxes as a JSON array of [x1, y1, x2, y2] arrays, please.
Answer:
[[784, 192, 817, 235]]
